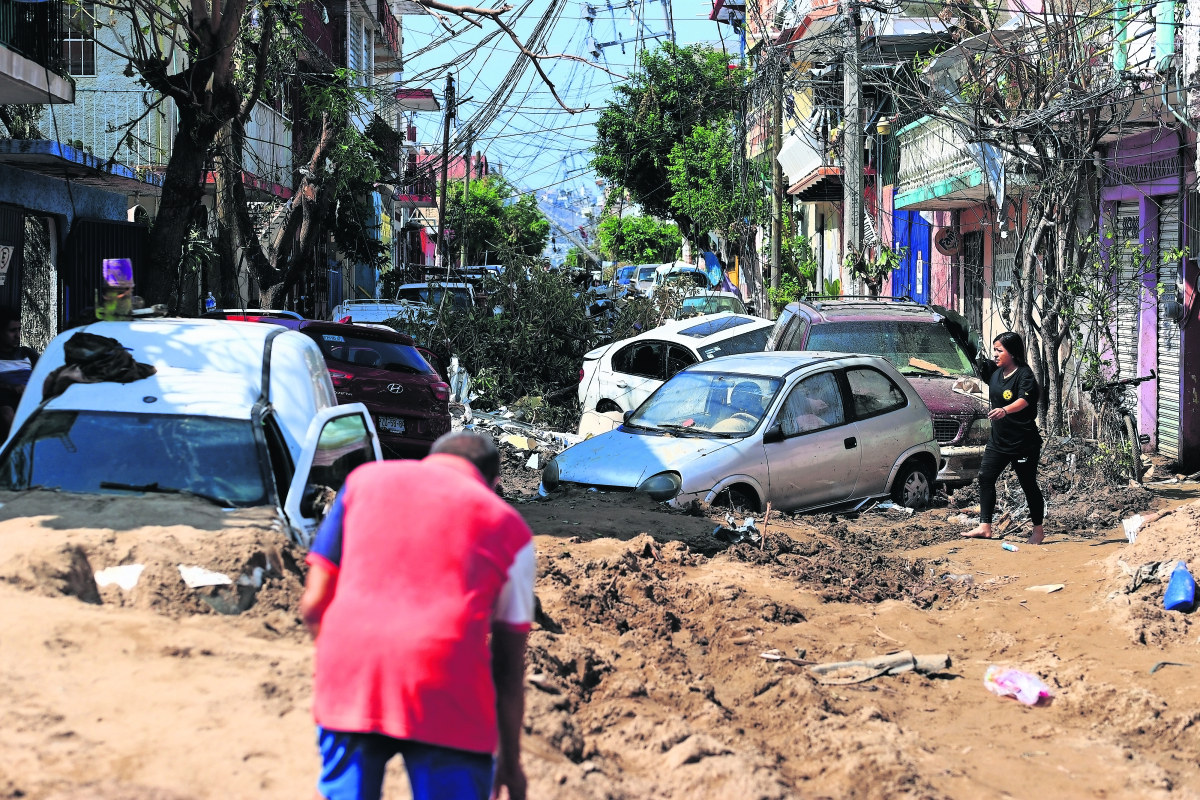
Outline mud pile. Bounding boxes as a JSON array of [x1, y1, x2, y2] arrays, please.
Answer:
[[0, 490, 309, 638], [523, 534, 941, 799]]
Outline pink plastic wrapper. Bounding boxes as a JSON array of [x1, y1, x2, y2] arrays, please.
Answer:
[[983, 665, 1054, 706]]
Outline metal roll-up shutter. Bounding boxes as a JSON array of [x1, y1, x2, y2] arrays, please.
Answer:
[[58, 219, 149, 328], [1157, 195, 1182, 459], [1115, 201, 1141, 382]]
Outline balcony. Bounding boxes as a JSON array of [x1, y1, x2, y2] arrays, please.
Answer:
[[0, 0, 73, 103], [893, 114, 1025, 210], [394, 173, 437, 209], [244, 101, 292, 190], [374, 0, 400, 71], [40, 89, 173, 173]]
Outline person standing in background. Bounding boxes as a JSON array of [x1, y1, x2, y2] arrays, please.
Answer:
[[0, 306, 38, 439], [963, 331, 1046, 544]]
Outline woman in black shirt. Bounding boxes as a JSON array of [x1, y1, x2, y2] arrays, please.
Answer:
[[963, 332, 1046, 544]]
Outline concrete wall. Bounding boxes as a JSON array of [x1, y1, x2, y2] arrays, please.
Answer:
[[0, 163, 126, 246]]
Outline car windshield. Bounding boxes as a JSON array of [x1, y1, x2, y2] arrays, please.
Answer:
[[696, 326, 772, 361], [637, 267, 657, 281], [0, 411, 267, 506], [396, 287, 472, 310], [629, 371, 783, 436], [306, 331, 434, 374], [663, 272, 710, 289], [616, 267, 636, 281], [678, 296, 744, 318], [806, 321, 975, 377]]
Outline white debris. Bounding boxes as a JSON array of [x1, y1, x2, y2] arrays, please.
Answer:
[[526, 453, 540, 470], [94, 564, 146, 591], [577, 409, 624, 438], [178, 565, 233, 589], [1123, 514, 1146, 544], [237, 566, 265, 589]]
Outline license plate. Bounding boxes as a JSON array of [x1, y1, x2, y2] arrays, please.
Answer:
[[377, 415, 405, 434]]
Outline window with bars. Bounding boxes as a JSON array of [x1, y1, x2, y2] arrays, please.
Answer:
[[61, 0, 95, 76]]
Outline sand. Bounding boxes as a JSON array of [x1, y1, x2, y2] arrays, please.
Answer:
[[2, 484, 1200, 799]]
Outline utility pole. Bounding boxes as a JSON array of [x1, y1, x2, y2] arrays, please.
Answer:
[[770, 58, 784, 318], [436, 74, 455, 274], [843, 0, 863, 286], [461, 131, 472, 269]]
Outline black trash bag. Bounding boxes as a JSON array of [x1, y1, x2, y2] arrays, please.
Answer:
[[43, 332, 157, 400]]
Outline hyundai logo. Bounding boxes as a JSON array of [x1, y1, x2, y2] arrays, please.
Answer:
[[387, 383, 404, 394]]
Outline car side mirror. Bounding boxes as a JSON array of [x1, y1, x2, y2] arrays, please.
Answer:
[[762, 422, 785, 444], [623, 410, 634, 424], [300, 483, 335, 519]]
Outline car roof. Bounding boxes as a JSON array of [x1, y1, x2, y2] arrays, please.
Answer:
[[298, 319, 415, 345], [618, 313, 773, 347], [683, 350, 884, 377], [9, 318, 307, 425], [788, 298, 943, 324]]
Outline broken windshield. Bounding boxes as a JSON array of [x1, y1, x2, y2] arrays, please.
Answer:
[[629, 372, 782, 436], [0, 411, 268, 506], [806, 321, 975, 377]]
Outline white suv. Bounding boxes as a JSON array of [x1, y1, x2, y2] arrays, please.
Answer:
[[579, 313, 775, 414]]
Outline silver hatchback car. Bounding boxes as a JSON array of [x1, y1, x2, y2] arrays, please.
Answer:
[[543, 352, 942, 513]]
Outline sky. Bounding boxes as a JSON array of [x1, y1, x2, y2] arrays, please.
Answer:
[[399, 0, 733, 212]]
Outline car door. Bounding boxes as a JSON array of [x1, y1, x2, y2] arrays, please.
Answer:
[[842, 365, 913, 497], [284, 404, 383, 546], [763, 369, 861, 510], [607, 340, 667, 411]]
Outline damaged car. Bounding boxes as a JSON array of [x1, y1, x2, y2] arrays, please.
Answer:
[[547, 352, 941, 512], [0, 320, 382, 546]]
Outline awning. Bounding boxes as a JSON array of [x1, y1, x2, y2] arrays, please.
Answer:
[[0, 140, 163, 194], [777, 133, 822, 187], [394, 89, 440, 111], [788, 166, 842, 202]]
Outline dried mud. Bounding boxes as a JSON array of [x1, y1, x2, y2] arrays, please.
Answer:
[[2, 481, 1200, 798]]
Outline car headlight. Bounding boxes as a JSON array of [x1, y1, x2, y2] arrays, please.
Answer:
[[541, 457, 560, 491], [636, 471, 682, 501], [964, 418, 991, 445]]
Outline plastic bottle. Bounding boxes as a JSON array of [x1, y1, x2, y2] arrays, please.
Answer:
[[1163, 561, 1196, 611], [1001, 542, 1018, 552], [205, 292, 216, 312]]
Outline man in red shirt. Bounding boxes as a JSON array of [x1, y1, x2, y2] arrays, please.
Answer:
[[299, 431, 534, 800]]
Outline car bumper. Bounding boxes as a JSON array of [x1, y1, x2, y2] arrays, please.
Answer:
[[937, 444, 986, 485]]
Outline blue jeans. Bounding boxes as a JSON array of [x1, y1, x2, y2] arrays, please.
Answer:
[[317, 728, 494, 800]]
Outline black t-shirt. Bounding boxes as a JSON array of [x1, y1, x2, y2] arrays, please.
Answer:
[[988, 364, 1041, 454]]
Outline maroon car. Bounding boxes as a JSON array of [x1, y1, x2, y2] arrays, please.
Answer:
[[767, 298, 990, 487], [246, 318, 451, 459]]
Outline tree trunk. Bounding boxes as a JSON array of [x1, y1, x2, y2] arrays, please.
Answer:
[[143, 111, 217, 309]]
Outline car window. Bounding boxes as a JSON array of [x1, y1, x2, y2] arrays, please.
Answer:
[[309, 414, 374, 493], [629, 372, 783, 436], [679, 296, 744, 317], [778, 371, 846, 436], [782, 317, 808, 350], [769, 311, 797, 351], [612, 340, 666, 379], [0, 411, 268, 506], [805, 321, 975, 376], [637, 267, 657, 281], [665, 345, 697, 378], [697, 327, 772, 361], [845, 367, 907, 418], [306, 331, 435, 374]]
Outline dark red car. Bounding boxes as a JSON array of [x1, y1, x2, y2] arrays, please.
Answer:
[[247, 318, 451, 459]]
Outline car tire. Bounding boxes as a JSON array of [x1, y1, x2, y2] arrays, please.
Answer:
[[891, 460, 932, 509]]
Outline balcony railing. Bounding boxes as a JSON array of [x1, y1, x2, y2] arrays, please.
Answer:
[[244, 100, 292, 187], [895, 115, 976, 196], [376, 0, 400, 56], [40, 89, 174, 172], [0, 0, 67, 77]]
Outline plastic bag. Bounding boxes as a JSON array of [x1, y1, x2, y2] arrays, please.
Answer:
[[983, 665, 1054, 706]]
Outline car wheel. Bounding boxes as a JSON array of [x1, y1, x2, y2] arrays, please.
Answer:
[[714, 485, 759, 513], [891, 461, 932, 509]]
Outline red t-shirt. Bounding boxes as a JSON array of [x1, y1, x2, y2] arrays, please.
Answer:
[[306, 454, 534, 753]]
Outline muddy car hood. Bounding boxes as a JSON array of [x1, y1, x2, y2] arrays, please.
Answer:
[[555, 428, 740, 488], [905, 376, 988, 416]]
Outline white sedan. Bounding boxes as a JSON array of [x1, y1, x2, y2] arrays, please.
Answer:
[[579, 313, 776, 414]]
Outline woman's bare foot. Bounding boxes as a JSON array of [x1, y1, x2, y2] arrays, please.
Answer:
[[1027, 525, 1045, 545], [961, 523, 993, 539]]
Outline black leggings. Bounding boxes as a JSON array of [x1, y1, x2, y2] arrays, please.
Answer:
[[978, 445, 1044, 525]]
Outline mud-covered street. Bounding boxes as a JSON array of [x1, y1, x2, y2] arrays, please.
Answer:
[[2, 468, 1199, 799]]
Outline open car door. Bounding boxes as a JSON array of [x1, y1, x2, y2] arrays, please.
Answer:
[[284, 403, 383, 546]]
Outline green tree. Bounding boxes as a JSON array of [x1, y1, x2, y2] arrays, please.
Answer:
[[665, 121, 762, 241], [591, 42, 741, 235], [596, 215, 680, 264], [446, 176, 550, 265]]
